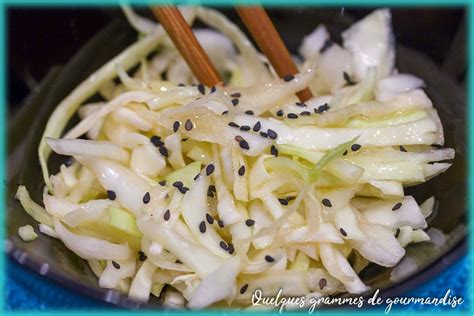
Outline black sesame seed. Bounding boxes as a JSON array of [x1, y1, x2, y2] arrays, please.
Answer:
[[245, 219, 255, 227], [220, 241, 228, 251], [238, 165, 246, 176], [295, 102, 307, 107], [112, 261, 121, 269], [343, 71, 357, 86], [317, 103, 330, 113], [264, 255, 275, 263], [178, 187, 189, 194], [259, 132, 268, 138], [182, 138, 188, 142], [138, 251, 147, 262], [253, 121, 261, 132], [64, 158, 74, 167], [240, 284, 249, 294], [199, 221, 206, 233], [107, 190, 116, 200], [143, 192, 151, 204], [229, 122, 240, 128], [351, 144, 361, 152], [185, 119, 193, 131], [163, 209, 171, 221], [218, 219, 225, 228], [319, 278, 327, 290], [197, 83, 205, 95], [159, 145, 169, 157], [245, 110, 254, 115], [270, 145, 279, 157], [227, 243, 235, 254], [322, 198, 332, 207], [339, 228, 347, 237], [210, 86, 216, 93], [343, 150, 348, 156], [276, 109, 284, 117], [206, 164, 215, 176], [173, 121, 180, 132], [283, 74, 295, 82], [300, 111, 311, 116], [173, 181, 183, 188], [278, 198, 289, 206], [193, 173, 200, 181], [178, 83, 186, 87], [150, 135, 163, 147], [231, 98, 239, 106], [392, 202, 402, 211], [222, 110, 229, 115], [395, 228, 401, 238], [239, 140, 250, 150], [287, 113, 298, 119], [267, 129, 278, 139], [240, 125, 251, 131], [399, 145, 407, 152], [158, 180, 167, 186], [206, 213, 214, 224], [235, 135, 244, 142], [231, 92, 241, 98], [175, 259, 182, 264]]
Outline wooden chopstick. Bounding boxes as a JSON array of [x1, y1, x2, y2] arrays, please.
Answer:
[[151, 6, 221, 87], [236, 6, 313, 102]]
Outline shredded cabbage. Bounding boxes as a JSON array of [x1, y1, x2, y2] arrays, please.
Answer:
[[54, 219, 132, 260], [18, 225, 38, 242], [18, 7, 455, 309], [187, 256, 240, 309], [16, 186, 53, 226], [100, 259, 136, 289], [129, 260, 157, 302], [342, 9, 394, 80]]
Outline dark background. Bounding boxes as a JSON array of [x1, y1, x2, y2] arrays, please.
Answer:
[[8, 7, 466, 109]]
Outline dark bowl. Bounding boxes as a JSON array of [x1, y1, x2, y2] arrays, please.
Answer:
[[7, 7, 467, 309]]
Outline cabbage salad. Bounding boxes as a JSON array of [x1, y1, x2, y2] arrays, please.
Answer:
[[16, 6, 454, 309]]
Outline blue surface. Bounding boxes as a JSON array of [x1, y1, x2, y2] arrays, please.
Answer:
[[402, 256, 468, 312], [5, 257, 112, 310], [5, 256, 469, 311]]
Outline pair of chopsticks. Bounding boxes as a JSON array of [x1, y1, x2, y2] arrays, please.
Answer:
[[151, 6, 313, 102]]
